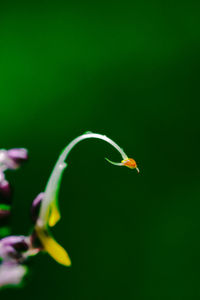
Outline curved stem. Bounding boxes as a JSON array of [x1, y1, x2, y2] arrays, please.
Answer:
[[38, 132, 128, 226]]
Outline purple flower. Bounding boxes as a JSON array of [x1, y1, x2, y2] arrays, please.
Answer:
[[0, 236, 30, 263], [0, 148, 28, 171], [7, 149, 28, 169], [0, 232, 44, 289], [0, 233, 42, 289], [0, 148, 28, 204], [0, 148, 28, 177], [0, 263, 27, 288]]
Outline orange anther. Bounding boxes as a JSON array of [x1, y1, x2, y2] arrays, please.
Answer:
[[121, 158, 139, 172]]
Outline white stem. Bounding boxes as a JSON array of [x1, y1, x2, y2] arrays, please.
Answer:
[[38, 133, 128, 225]]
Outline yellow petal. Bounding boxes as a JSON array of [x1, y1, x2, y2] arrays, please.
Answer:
[[48, 202, 61, 227], [35, 227, 71, 267]]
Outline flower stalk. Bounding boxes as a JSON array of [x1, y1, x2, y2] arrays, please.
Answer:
[[0, 132, 139, 288], [34, 132, 138, 267]]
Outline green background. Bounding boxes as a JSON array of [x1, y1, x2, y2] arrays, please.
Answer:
[[1, 1, 200, 299]]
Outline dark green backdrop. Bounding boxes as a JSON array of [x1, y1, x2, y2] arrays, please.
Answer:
[[1, 1, 200, 299]]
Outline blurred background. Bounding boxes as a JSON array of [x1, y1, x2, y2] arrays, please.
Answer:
[[0, 1, 200, 299]]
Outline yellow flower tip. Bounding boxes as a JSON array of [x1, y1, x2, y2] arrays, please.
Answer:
[[121, 158, 139, 172], [35, 227, 71, 267], [48, 205, 61, 227]]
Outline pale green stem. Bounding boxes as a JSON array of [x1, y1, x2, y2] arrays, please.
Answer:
[[38, 132, 128, 226]]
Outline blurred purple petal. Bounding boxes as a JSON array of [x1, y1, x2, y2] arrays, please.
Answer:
[[0, 236, 30, 262], [0, 148, 28, 171], [7, 148, 28, 168], [0, 150, 8, 171], [0, 263, 27, 288]]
